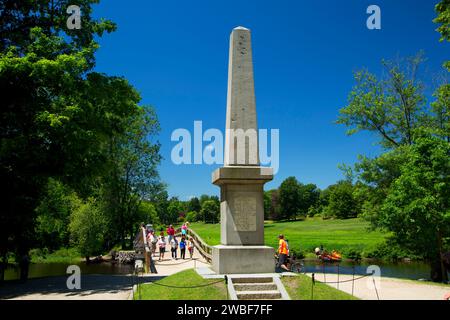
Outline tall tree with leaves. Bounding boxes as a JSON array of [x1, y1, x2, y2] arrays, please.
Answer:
[[102, 106, 162, 249], [200, 200, 220, 224], [378, 136, 450, 281], [338, 52, 450, 281], [279, 177, 302, 220], [434, 0, 450, 70], [0, 1, 151, 280], [69, 198, 108, 262]]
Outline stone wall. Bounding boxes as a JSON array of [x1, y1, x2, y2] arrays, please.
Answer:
[[117, 251, 136, 264]]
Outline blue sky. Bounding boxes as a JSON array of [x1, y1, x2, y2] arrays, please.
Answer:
[[92, 0, 449, 199]]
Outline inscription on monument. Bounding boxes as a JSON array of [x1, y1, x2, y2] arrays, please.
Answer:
[[232, 196, 257, 232]]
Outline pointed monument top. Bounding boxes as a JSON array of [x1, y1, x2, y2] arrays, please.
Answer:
[[233, 26, 250, 31], [224, 25, 258, 166]]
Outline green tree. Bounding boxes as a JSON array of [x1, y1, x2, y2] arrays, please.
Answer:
[[138, 201, 161, 230], [279, 177, 302, 220], [337, 53, 426, 148], [338, 52, 450, 281], [150, 189, 170, 225], [0, 0, 156, 280], [187, 197, 201, 214], [264, 190, 272, 220], [102, 106, 162, 249], [378, 137, 450, 282], [200, 200, 220, 224], [325, 181, 359, 219], [167, 198, 184, 225], [269, 189, 281, 220], [298, 183, 321, 214], [434, 0, 450, 70], [185, 211, 199, 223], [69, 198, 108, 262], [430, 84, 450, 142], [35, 179, 80, 251]]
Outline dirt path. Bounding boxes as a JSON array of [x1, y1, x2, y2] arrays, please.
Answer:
[[0, 250, 209, 300], [305, 273, 450, 300]]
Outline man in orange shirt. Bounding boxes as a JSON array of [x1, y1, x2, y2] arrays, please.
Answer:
[[277, 234, 289, 271]]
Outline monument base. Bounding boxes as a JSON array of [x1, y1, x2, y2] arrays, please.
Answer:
[[212, 245, 275, 274]]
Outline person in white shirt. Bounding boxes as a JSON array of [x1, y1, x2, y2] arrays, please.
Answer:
[[157, 232, 166, 261], [170, 237, 179, 260]]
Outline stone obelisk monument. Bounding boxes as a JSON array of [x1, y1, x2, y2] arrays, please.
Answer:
[[211, 26, 274, 274]]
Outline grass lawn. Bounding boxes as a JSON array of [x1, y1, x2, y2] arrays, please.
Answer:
[[135, 269, 228, 300], [190, 217, 387, 257], [282, 274, 359, 300]]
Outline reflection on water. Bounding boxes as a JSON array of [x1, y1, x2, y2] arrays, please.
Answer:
[[301, 259, 445, 281], [4, 259, 447, 282], [5, 262, 134, 281]]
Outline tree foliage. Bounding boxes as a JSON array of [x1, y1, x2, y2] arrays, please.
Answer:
[[0, 0, 162, 279], [338, 49, 450, 280], [35, 179, 81, 251], [337, 54, 427, 148], [200, 200, 220, 224], [324, 181, 359, 219], [278, 177, 302, 220], [69, 198, 108, 261]]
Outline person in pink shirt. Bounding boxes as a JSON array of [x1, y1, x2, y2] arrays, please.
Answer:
[[181, 222, 188, 236]]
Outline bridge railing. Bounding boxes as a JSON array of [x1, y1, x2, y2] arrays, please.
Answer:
[[133, 227, 152, 272], [176, 227, 212, 263]]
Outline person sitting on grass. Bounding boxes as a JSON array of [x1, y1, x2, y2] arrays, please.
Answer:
[[277, 234, 289, 271]]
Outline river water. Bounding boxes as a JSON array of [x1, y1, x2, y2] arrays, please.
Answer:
[[300, 259, 437, 280], [4, 261, 134, 281], [4, 259, 444, 282]]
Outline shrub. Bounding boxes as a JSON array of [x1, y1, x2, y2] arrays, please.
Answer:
[[290, 249, 305, 259], [344, 248, 362, 261], [185, 211, 198, 223], [363, 240, 421, 261]]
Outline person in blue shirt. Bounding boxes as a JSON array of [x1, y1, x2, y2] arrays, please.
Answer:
[[179, 236, 186, 259]]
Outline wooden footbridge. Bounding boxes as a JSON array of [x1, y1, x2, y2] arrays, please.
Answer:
[[133, 226, 212, 274]]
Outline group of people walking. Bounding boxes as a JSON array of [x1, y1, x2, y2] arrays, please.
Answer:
[[145, 223, 195, 261]]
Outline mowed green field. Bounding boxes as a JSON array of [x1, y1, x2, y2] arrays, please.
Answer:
[[136, 269, 227, 300], [189, 218, 387, 255]]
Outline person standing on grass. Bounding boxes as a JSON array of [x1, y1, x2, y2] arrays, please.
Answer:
[[179, 236, 186, 259], [170, 236, 179, 260], [187, 237, 195, 259], [277, 234, 289, 271], [167, 224, 175, 243], [158, 232, 166, 261]]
